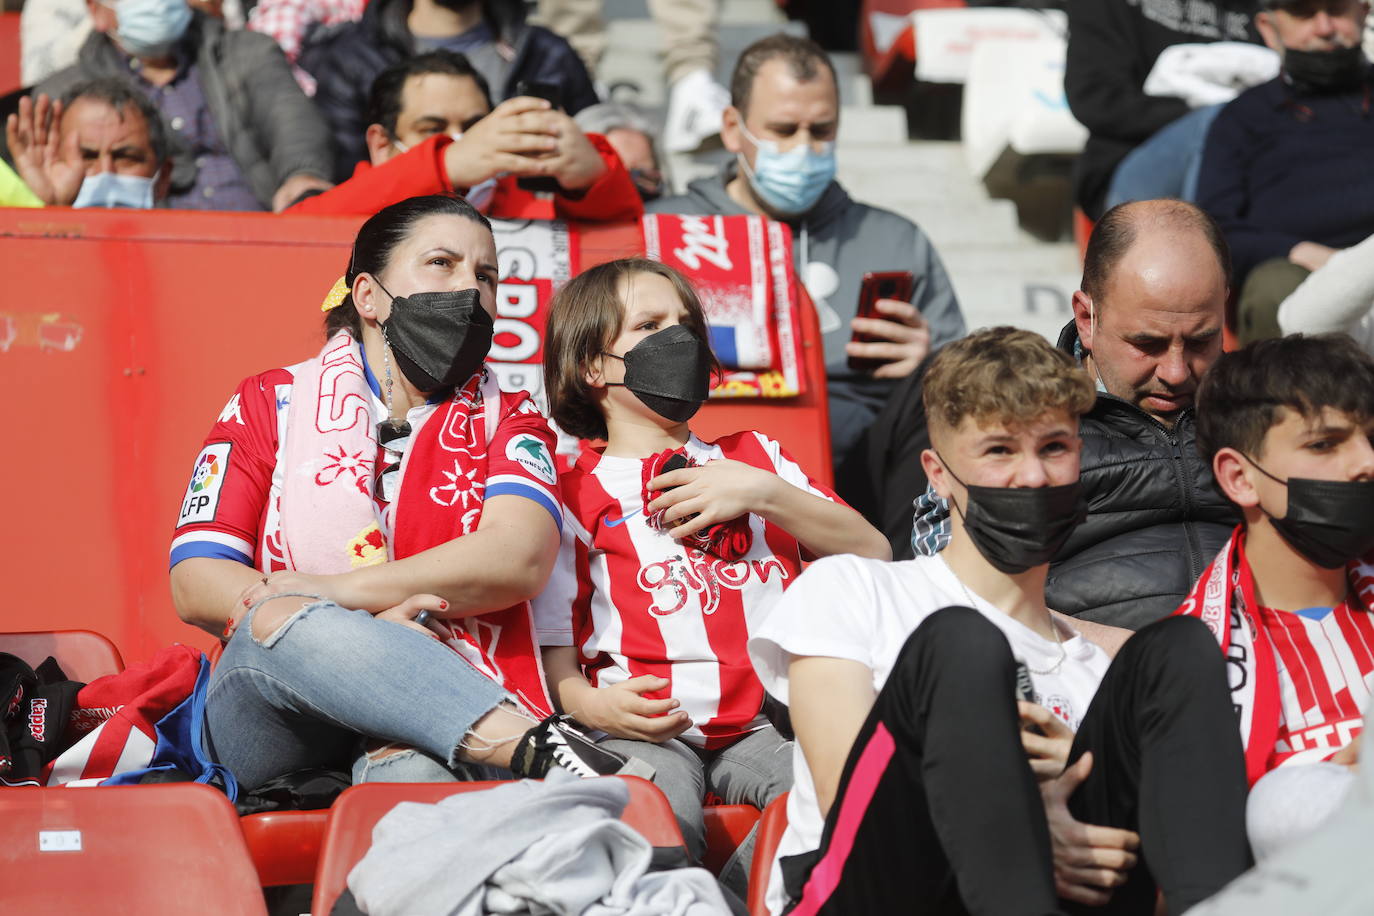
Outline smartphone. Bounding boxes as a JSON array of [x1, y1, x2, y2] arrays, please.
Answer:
[[515, 80, 564, 194], [847, 270, 915, 373], [1014, 659, 1044, 736]]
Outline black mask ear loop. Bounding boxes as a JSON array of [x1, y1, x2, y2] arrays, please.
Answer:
[[1238, 452, 1289, 518], [934, 451, 971, 522], [598, 350, 628, 388]]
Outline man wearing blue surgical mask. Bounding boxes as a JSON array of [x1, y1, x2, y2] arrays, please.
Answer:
[[31, 0, 334, 212], [650, 34, 967, 474], [5, 77, 171, 208]]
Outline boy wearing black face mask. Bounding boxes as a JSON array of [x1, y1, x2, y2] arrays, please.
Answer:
[[750, 327, 1252, 916], [1182, 333, 1374, 858]]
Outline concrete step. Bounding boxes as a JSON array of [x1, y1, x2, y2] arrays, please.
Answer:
[[881, 199, 1023, 247], [834, 106, 907, 145], [838, 170, 988, 206], [939, 243, 1083, 278], [946, 273, 1081, 342]]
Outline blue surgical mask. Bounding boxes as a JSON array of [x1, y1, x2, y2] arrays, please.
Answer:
[[112, 0, 193, 59], [736, 120, 836, 217], [72, 171, 157, 209]]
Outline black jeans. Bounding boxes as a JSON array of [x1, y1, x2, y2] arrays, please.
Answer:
[[783, 608, 1250, 916]]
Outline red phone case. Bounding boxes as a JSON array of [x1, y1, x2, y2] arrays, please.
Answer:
[[848, 271, 915, 372]]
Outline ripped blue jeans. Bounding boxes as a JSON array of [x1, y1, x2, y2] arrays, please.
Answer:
[[204, 599, 510, 792]]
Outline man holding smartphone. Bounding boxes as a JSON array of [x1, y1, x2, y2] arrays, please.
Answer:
[[288, 51, 641, 221], [649, 34, 967, 471]]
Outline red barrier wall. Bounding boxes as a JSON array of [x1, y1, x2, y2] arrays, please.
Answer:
[[0, 209, 830, 664], [0, 13, 20, 97]]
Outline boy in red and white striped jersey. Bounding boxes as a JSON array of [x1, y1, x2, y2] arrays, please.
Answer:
[[532, 257, 888, 892], [1183, 333, 1374, 857]]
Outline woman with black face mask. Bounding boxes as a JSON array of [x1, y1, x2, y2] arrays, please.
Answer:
[[170, 194, 645, 797]]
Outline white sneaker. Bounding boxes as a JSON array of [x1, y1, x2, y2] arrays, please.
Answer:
[[663, 68, 730, 154]]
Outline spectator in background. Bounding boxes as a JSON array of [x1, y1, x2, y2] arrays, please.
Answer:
[[651, 34, 966, 474], [573, 101, 665, 202], [908, 201, 1240, 631], [1277, 232, 1374, 350], [247, 0, 366, 95], [301, 0, 597, 181], [1066, 0, 1261, 220], [5, 79, 171, 207], [533, 0, 729, 153], [1196, 0, 1374, 343], [34, 0, 334, 212], [287, 51, 641, 221], [22, 0, 246, 93]]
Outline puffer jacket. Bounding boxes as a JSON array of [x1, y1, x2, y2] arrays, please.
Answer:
[[300, 0, 598, 181], [37, 16, 333, 208], [1048, 322, 1239, 629]]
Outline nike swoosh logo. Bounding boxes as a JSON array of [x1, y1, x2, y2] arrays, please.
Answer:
[[604, 508, 642, 528]]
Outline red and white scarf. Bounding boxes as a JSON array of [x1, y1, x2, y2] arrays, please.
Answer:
[[278, 333, 552, 716], [1174, 527, 1374, 785]]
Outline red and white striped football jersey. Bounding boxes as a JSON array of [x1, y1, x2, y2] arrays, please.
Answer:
[[1262, 600, 1374, 767], [533, 431, 838, 749]]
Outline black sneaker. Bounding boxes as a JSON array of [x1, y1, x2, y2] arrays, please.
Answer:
[[511, 714, 655, 780]]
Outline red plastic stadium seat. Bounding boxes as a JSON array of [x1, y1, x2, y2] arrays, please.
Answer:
[[312, 776, 686, 915], [748, 792, 790, 916], [0, 783, 267, 915], [860, 0, 967, 93], [702, 803, 762, 875], [0, 629, 126, 682], [240, 809, 330, 887]]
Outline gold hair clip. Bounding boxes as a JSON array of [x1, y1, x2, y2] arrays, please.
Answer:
[[320, 276, 349, 312]]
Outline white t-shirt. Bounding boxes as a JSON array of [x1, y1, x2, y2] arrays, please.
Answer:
[[748, 553, 1112, 916]]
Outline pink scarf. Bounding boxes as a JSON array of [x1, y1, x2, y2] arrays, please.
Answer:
[[278, 333, 552, 716], [1175, 527, 1374, 785]]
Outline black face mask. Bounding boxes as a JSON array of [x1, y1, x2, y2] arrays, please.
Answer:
[[1244, 456, 1374, 568], [604, 325, 712, 422], [1284, 44, 1369, 93], [941, 457, 1088, 575], [374, 281, 493, 392]]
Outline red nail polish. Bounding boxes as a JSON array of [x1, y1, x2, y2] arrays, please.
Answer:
[[439, 600, 449, 610]]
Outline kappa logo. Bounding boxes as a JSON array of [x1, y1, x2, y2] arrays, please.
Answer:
[[28, 697, 47, 741], [218, 393, 244, 425], [507, 434, 556, 484], [178, 442, 232, 527]]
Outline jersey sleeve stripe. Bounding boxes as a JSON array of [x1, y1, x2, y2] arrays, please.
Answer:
[[169, 540, 254, 569], [485, 480, 562, 531]]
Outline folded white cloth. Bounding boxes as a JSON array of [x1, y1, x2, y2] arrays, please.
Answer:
[[1144, 42, 1280, 108]]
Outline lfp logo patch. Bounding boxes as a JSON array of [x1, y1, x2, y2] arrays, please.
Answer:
[[506, 434, 556, 484], [178, 443, 232, 527]]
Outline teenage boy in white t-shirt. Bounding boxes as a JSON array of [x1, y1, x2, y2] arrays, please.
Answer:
[[1179, 333, 1374, 859], [749, 327, 1252, 916]]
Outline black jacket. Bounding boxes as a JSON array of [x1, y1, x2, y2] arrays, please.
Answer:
[[1196, 69, 1374, 285], [1048, 322, 1239, 628], [300, 0, 598, 181], [1065, 0, 1259, 219]]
